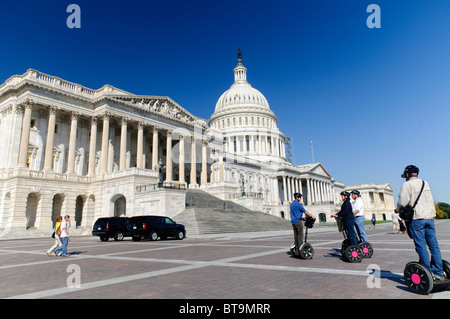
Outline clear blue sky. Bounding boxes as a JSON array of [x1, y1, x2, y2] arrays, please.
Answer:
[[1, 0, 450, 203]]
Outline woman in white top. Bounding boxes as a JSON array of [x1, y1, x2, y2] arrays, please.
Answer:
[[54, 215, 71, 257]]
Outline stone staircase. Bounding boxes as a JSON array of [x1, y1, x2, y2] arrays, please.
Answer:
[[173, 189, 292, 235]]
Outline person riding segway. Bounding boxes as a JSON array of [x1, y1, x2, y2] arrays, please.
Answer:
[[331, 191, 363, 263], [350, 190, 373, 258], [290, 216, 315, 259], [398, 165, 449, 294], [289, 193, 316, 258]]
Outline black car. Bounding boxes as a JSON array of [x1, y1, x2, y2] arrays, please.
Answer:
[[127, 216, 186, 241], [92, 217, 131, 241]]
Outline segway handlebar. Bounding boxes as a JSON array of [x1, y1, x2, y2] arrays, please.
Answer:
[[305, 216, 315, 229], [334, 216, 346, 232]]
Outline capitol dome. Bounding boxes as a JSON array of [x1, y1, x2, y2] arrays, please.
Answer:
[[208, 50, 286, 163], [210, 50, 276, 121]]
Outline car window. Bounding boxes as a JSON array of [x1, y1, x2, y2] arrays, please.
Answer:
[[93, 218, 108, 228], [163, 217, 174, 225]]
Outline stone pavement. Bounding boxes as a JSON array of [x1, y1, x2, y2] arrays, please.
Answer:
[[0, 220, 449, 301]]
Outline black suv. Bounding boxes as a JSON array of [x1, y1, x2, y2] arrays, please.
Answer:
[[92, 217, 131, 241], [127, 216, 186, 241]]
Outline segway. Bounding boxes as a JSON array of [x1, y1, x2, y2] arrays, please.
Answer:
[[403, 260, 450, 295], [290, 216, 315, 260], [335, 217, 363, 263], [354, 225, 374, 259]]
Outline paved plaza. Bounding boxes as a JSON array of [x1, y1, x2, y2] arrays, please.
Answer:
[[0, 220, 449, 301]]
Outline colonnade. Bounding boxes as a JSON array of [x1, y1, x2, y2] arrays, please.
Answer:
[[16, 101, 211, 187], [281, 175, 334, 205], [224, 134, 286, 157]]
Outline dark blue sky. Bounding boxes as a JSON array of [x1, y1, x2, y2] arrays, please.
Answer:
[[1, 1, 450, 202]]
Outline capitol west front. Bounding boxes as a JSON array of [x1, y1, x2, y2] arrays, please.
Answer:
[[0, 54, 394, 237]]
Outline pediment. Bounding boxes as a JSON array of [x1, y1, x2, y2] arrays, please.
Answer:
[[106, 95, 206, 128], [309, 163, 332, 178]]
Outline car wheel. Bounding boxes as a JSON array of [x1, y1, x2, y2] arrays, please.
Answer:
[[150, 231, 158, 241], [114, 232, 124, 241], [176, 230, 185, 240], [100, 236, 109, 242]]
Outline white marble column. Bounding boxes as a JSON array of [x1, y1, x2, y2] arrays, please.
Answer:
[[152, 127, 158, 170], [119, 117, 128, 171], [17, 100, 33, 168], [43, 105, 58, 171], [189, 136, 198, 188], [218, 150, 224, 182], [306, 178, 312, 205], [66, 112, 79, 174], [136, 122, 144, 169], [201, 139, 207, 185], [88, 117, 98, 176], [100, 112, 111, 173], [178, 135, 185, 184], [165, 130, 173, 183]]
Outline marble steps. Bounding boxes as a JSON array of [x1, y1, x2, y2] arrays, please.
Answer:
[[174, 189, 291, 235]]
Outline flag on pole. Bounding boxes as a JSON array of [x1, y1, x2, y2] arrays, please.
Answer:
[[310, 138, 314, 163]]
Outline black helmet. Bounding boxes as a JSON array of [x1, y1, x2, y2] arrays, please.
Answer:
[[340, 191, 350, 198], [350, 190, 360, 196], [401, 165, 419, 179], [293, 192, 302, 198]]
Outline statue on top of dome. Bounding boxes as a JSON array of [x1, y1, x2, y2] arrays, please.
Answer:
[[237, 48, 242, 60]]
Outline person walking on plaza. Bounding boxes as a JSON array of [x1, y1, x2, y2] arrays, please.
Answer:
[[392, 211, 402, 234], [290, 193, 316, 256], [55, 215, 71, 257], [46, 216, 62, 256], [397, 165, 446, 281], [331, 191, 358, 245], [350, 190, 368, 242]]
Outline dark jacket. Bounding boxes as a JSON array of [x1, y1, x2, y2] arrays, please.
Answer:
[[337, 199, 355, 221]]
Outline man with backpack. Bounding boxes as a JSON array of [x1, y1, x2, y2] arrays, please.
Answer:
[[397, 165, 446, 281]]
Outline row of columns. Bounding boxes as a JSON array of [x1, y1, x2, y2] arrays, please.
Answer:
[[281, 175, 334, 205], [225, 134, 286, 157], [16, 102, 211, 187]]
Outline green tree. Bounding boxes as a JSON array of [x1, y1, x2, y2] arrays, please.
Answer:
[[436, 202, 449, 219]]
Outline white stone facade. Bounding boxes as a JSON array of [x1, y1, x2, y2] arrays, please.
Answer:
[[345, 183, 395, 221], [0, 54, 395, 237]]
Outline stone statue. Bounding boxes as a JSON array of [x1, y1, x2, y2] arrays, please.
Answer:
[[155, 158, 166, 188]]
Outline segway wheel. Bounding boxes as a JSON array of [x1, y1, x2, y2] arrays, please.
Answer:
[[299, 243, 314, 260], [344, 245, 363, 263], [404, 262, 434, 295], [341, 239, 351, 255], [359, 242, 373, 258]]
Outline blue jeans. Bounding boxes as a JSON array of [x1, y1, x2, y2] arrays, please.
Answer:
[[345, 219, 358, 245], [55, 237, 69, 256], [409, 219, 444, 275], [354, 216, 368, 242]]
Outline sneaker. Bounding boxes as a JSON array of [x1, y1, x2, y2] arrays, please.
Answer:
[[433, 272, 447, 282]]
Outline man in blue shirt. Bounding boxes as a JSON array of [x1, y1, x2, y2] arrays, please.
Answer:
[[290, 193, 316, 256]]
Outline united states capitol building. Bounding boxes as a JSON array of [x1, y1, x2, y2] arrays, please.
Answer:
[[0, 52, 395, 237]]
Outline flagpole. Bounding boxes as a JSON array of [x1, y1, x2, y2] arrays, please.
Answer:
[[310, 138, 314, 163]]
